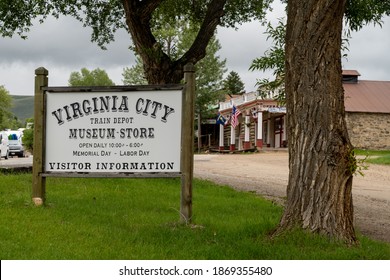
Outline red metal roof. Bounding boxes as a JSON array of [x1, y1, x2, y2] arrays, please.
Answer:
[[344, 80, 390, 113]]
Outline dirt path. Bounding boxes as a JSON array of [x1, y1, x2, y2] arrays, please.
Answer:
[[194, 152, 390, 243]]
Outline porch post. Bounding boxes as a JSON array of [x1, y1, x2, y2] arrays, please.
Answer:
[[282, 115, 287, 146], [267, 113, 271, 147], [243, 113, 251, 150], [256, 111, 263, 149], [219, 124, 224, 151], [230, 125, 235, 151]]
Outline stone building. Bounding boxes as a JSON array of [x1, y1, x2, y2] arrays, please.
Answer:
[[216, 70, 390, 151], [344, 70, 390, 150]]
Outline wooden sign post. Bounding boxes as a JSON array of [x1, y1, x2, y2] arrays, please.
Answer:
[[180, 63, 195, 224], [32, 67, 48, 206]]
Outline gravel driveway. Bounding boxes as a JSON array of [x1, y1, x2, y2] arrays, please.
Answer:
[[194, 151, 390, 243]]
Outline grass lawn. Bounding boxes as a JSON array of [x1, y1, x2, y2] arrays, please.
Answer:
[[0, 173, 389, 260], [354, 149, 390, 165]]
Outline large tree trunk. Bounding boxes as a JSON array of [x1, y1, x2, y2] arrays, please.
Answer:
[[277, 0, 357, 243], [122, 0, 226, 84]]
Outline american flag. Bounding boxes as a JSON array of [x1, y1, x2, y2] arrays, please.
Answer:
[[231, 105, 241, 128]]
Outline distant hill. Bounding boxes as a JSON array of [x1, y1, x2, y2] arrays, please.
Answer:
[[10, 95, 34, 122]]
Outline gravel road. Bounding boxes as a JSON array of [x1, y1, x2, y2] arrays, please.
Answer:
[[194, 152, 390, 243]]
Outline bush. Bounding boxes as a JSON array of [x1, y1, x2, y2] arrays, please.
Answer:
[[22, 128, 33, 152]]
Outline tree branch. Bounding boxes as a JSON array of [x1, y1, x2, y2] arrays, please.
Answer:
[[180, 0, 227, 65], [138, 0, 165, 20], [122, 0, 158, 50]]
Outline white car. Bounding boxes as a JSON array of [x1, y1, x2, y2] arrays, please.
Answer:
[[6, 130, 25, 158], [0, 131, 10, 160]]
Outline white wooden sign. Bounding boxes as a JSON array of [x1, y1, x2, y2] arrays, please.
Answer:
[[45, 90, 182, 174]]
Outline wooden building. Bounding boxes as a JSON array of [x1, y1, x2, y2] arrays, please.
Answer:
[[216, 70, 390, 151], [217, 92, 287, 151]]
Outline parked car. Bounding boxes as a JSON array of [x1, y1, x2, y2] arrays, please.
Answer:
[[0, 131, 10, 160], [6, 130, 25, 158]]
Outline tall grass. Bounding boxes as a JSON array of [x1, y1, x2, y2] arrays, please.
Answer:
[[0, 173, 389, 260], [354, 149, 390, 165]]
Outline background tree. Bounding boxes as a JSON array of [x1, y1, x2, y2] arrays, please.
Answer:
[[122, 14, 187, 85], [123, 20, 227, 107], [223, 71, 245, 95], [277, 0, 390, 243], [122, 56, 148, 85], [249, 17, 350, 103], [68, 68, 115, 86], [123, 19, 227, 150], [192, 35, 227, 151], [20, 117, 34, 152], [0, 0, 271, 84], [22, 128, 34, 152], [249, 19, 285, 102], [0, 85, 14, 130]]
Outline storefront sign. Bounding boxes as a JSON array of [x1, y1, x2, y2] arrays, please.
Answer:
[[268, 107, 286, 113], [45, 90, 182, 173]]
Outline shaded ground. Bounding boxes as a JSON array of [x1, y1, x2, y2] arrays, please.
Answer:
[[194, 151, 390, 243]]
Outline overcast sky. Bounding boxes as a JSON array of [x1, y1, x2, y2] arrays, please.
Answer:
[[1, 1, 389, 96]]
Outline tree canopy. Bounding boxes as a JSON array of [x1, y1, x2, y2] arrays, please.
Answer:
[[249, 19, 285, 102], [0, 0, 272, 84], [345, 0, 390, 30], [250, 1, 390, 102], [123, 19, 227, 119], [68, 68, 115, 86], [277, 0, 390, 31], [1, 0, 388, 85]]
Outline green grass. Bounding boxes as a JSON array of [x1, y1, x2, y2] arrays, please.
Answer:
[[354, 149, 390, 165], [0, 173, 389, 260]]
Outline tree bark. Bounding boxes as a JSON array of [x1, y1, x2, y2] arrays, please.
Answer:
[[122, 0, 226, 84], [277, 0, 357, 243]]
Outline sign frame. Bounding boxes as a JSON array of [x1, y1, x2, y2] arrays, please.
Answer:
[[42, 85, 184, 178], [32, 65, 195, 224]]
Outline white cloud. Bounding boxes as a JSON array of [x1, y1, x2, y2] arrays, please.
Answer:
[[343, 18, 390, 80], [0, 16, 134, 95]]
